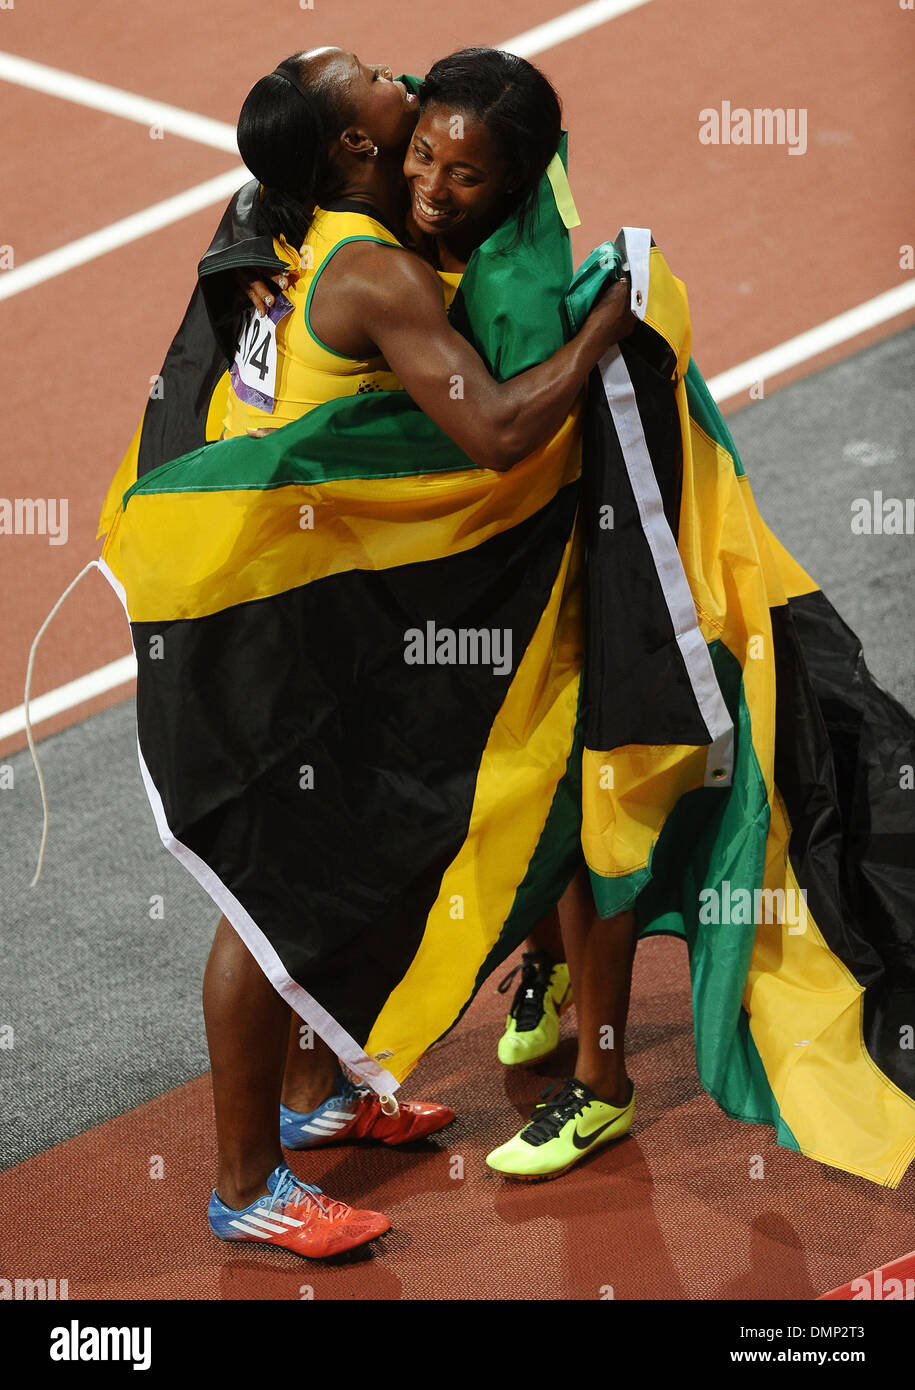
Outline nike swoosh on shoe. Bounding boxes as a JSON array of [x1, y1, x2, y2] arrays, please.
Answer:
[[571, 1117, 623, 1151]]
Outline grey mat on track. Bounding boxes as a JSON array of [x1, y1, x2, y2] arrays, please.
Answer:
[[0, 698, 215, 1170], [1, 327, 912, 1171], [727, 326, 914, 712]]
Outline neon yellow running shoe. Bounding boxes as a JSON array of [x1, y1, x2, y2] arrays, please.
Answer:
[[496, 954, 573, 1066], [485, 1077, 635, 1180]]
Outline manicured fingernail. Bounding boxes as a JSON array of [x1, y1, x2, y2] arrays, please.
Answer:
[[265, 295, 273, 306]]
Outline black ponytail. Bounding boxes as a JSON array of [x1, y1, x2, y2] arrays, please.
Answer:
[[237, 55, 354, 248], [419, 48, 562, 244]]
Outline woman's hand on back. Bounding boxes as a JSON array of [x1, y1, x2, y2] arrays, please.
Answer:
[[235, 267, 299, 317]]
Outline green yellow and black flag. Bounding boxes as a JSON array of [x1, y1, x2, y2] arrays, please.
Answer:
[[97, 123, 915, 1185]]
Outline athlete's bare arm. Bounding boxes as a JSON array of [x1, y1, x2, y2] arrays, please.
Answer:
[[309, 241, 634, 472]]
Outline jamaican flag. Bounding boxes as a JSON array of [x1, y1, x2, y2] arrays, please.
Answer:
[[570, 232, 915, 1188], [98, 131, 915, 1186]]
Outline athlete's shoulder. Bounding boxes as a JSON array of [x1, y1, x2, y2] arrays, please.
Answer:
[[330, 238, 442, 309]]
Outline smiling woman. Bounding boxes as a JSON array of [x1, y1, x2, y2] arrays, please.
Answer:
[[406, 48, 563, 266]]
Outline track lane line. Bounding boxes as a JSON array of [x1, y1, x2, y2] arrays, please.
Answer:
[[0, 656, 137, 742], [0, 50, 238, 150], [3, 281, 913, 744], [0, 166, 247, 302], [499, 0, 655, 56], [706, 281, 915, 404]]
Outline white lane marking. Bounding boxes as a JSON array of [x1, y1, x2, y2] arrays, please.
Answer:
[[0, 654, 137, 741], [499, 0, 656, 57], [0, 166, 247, 302], [0, 50, 238, 150], [706, 281, 915, 403], [2, 284, 913, 743]]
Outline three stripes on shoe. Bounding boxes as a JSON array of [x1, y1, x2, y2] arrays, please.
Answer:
[[228, 1205, 313, 1240], [292, 1101, 358, 1141]]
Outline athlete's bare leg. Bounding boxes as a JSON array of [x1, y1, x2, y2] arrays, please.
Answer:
[[281, 1022, 342, 1113], [202, 915, 291, 1209], [523, 905, 564, 961], [557, 864, 637, 1107]]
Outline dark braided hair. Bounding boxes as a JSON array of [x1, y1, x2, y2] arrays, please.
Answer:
[[419, 48, 562, 242], [237, 53, 357, 248]]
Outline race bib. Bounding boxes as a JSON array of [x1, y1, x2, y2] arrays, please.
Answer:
[[230, 291, 294, 414]]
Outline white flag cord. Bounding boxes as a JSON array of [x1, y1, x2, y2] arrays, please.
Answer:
[[24, 560, 101, 886]]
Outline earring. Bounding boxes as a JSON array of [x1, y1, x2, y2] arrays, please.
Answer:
[[370, 144, 379, 157]]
